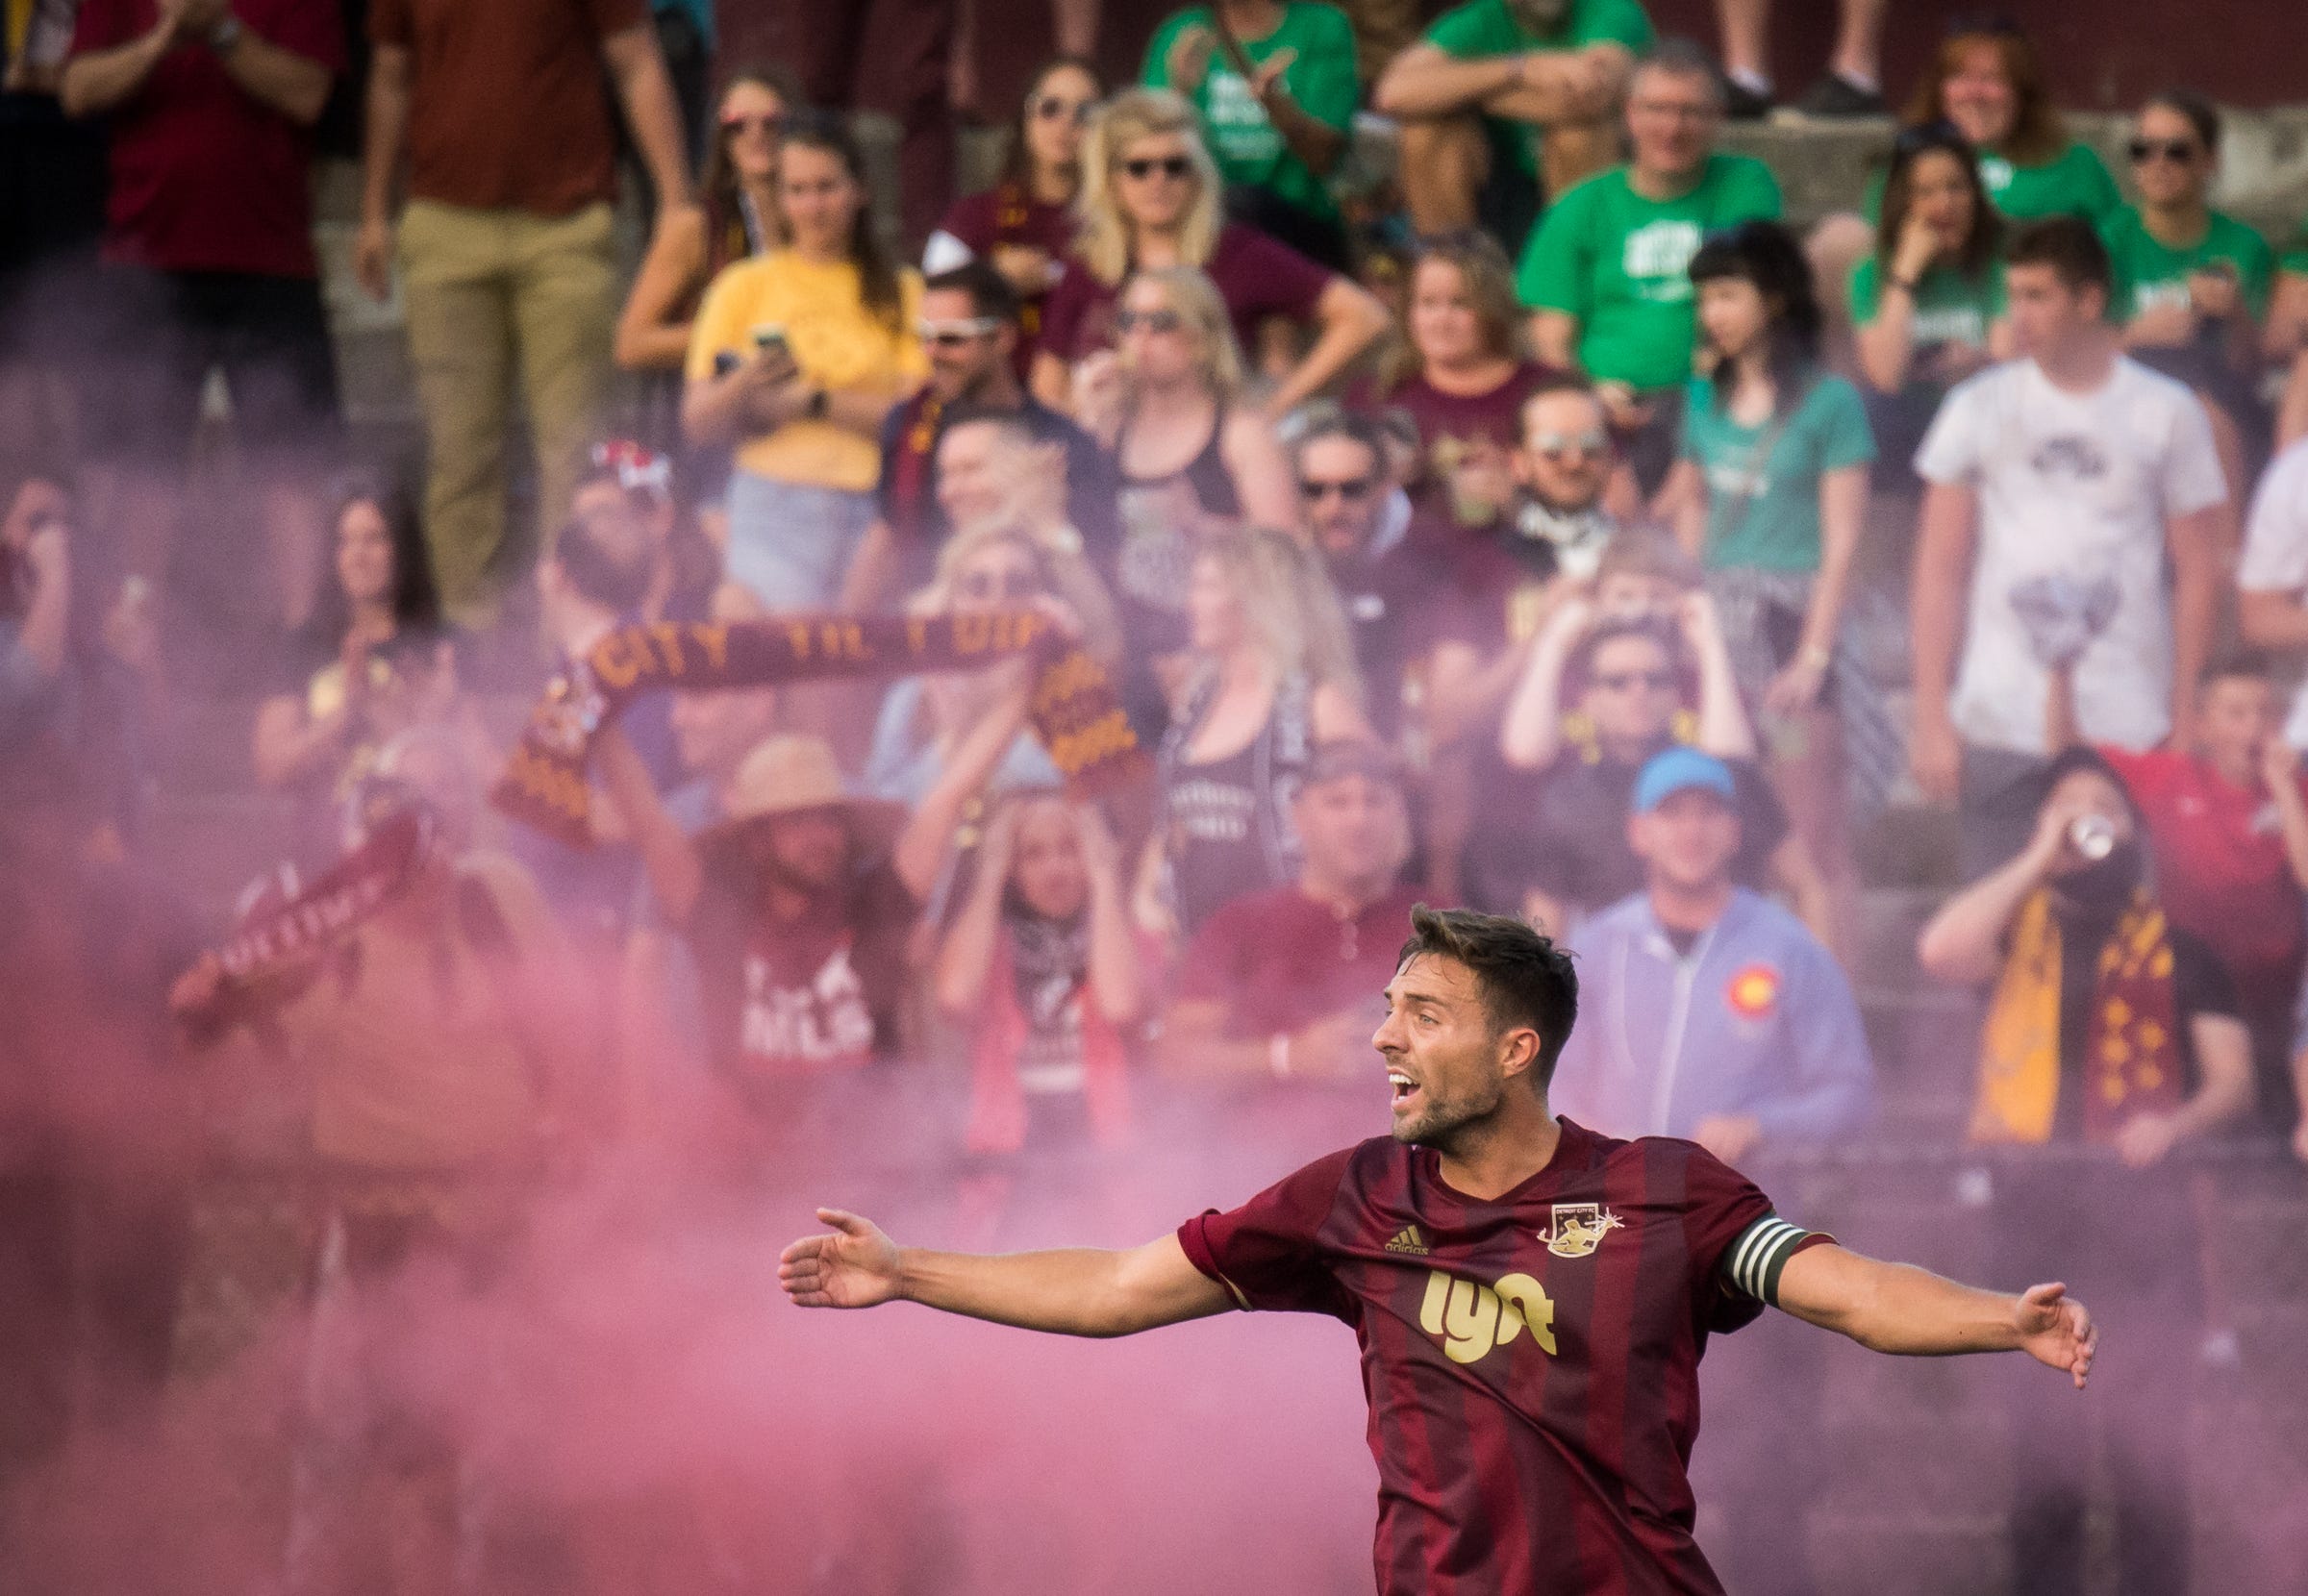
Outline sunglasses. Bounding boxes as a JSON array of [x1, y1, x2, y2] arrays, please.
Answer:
[[1298, 477, 1373, 502], [1113, 309, 1183, 336], [1530, 430, 1609, 460], [1034, 96, 1094, 125], [1120, 156, 1193, 182], [917, 316, 1003, 347], [720, 112, 786, 137], [958, 569, 1042, 602], [1593, 669, 1678, 693], [2127, 138, 2199, 165]]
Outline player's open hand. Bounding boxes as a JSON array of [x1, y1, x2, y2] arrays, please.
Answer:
[[2013, 1282, 2096, 1390], [779, 1209, 905, 1309]]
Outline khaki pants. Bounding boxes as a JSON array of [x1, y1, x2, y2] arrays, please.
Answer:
[[398, 200, 615, 628]]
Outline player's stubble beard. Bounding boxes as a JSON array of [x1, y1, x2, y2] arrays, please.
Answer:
[[1390, 1069, 1509, 1154]]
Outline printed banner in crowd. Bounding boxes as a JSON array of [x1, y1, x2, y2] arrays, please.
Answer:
[[493, 611, 1145, 847]]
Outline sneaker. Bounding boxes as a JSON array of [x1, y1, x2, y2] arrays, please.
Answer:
[[1784, 72, 1889, 120], [1721, 76, 1773, 121]]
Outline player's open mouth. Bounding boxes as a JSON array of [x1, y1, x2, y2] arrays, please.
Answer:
[[1388, 1071, 1421, 1111]]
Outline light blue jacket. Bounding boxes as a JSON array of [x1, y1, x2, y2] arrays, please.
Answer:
[[1554, 889, 1876, 1144]]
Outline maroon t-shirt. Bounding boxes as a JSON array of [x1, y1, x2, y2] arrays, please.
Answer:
[[1037, 221, 1334, 367], [1380, 362, 1558, 544], [935, 182, 1077, 380], [1172, 883, 1430, 1039], [1178, 1120, 1824, 1596], [73, 0, 345, 276]]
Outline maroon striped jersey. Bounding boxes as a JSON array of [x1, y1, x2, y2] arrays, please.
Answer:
[[1175, 1116, 1827, 1595]]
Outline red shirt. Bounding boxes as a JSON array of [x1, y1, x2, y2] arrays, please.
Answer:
[[2100, 746, 2308, 991], [935, 182, 1076, 379], [1037, 221, 1333, 367], [1379, 362, 1560, 545], [1172, 883, 1430, 1039], [1179, 1120, 1818, 1595], [73, 0, 344, 276]]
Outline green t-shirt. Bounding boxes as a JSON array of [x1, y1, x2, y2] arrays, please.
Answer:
[[1422, 0, 1654, 177], [2282, 220, 2308, 277], [1679, 373, 1875, 573], [1143, 3, 1362, 220], [1849, 255, 2003, 349], [1863, 139, 2121, 228], [2100, 206, 2276, 323], [1517, 154, 1784, 391]]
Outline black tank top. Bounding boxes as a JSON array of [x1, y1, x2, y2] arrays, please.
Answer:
[[1156, 669, 1314, 935], [1115, 405, 1242, 738]]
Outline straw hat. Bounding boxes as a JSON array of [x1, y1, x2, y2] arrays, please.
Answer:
[[706, 735, 904, 851]]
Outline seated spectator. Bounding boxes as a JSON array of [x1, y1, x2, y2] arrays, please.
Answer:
[[1895, 21, 2119, 228], [1664, 220, 1881, 953], [1031, 88, 1388, 418], [1135, 527, 1370, 945], [1517, 41, 1782, 493], [1372, 0, 1651, 242], [1910, 217, 2229, 879], [1493, 603, 1831, 939], [1070, 266, 1296, 723], [2066, 656, 2308, 1136], [572, 439, 720, 625], [684, 114, 927, 609], [1160, 738, 1421, 1084], [1850, 122, 2009, 478], [1713, 0, 1885, 121], [1552, 746, 1875, 1161], [840, 260, 1119, 610], [1291, 407, 1429, 738], [615, 65, 797, 374], [1917, 746, 2252, 1596], [1142, 0, 1362, 270], [1369, 234, 1559, 547], [63, 0, 346, 631], [924, 57, 1106, 377], [934, 792, 1145, 1156], [251, 476, 465, 868]]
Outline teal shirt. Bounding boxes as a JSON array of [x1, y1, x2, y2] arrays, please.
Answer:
[[1517, 154, 1783, 391], [2101, 206, 2276, 323], [1143, 3, 1362, 220], [1679, 373, 1875, 573], [1422, 0, 1654, 177]]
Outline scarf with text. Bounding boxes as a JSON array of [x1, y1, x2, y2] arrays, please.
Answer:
[[493, 611, 1144, 847]]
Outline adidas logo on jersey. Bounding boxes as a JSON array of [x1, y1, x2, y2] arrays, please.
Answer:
[[1384, 1225, 1430, 1256]]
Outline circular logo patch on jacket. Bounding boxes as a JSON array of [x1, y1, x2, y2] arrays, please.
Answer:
[[1725, 963, 1781, 1022]]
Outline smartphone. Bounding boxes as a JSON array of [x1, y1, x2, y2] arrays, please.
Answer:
[[751, 324, 791, 362], [713, 349, 742, 377]]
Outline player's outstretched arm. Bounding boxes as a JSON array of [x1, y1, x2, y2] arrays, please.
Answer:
[[778, 1209, 1233, 1338], [1772, 1242, 2097, 1390]]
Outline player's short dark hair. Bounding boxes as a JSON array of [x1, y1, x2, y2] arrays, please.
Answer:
[[2006, 215, 2112, 296], [1397, 906, 1580, 1086], [923, 259, 1022, 325]]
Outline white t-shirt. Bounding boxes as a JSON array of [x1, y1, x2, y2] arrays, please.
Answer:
[[1913, 356, 2227, 755], [2238, 435, 2308, 746]]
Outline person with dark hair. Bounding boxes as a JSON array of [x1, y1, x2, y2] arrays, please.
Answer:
[[1290, 406, 1431, 736], [840, 257, 1119, 610], [924, 57, 1105, 377], [1918, 746, 2249, 1596], [1895, 20, 2119, 227], [1660, 218, 1878, 954], [357, 0, 697, 630], [684, 114, 928, 610], [1850, 121, 2009, 469], [1142, 0, 1362, 271], [615, 65, 799, 376], [1912, 215, 2231, 878], [571, 438, 720, 625], [779, 896, 2101, 1596], [1518, 41, 1782, 494]]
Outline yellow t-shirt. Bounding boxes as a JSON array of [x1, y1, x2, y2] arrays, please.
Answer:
[[686, 252, 928, 492]]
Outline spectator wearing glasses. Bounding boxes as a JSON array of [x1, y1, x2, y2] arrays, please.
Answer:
[[1292, 407, 1429, 740], [1850, 122, 2010, 480], [615, 66, 797, 377], [840, 260, 1118, 611], [1142, 0, 1363, 272], [571, 439, 720, 626], [1373, 0, 1653, 244], [1517, 41, 1782, 495], [924, 57, 1107, 377], [1032, 88, 1389, 421], [684, 116, 927, 611]]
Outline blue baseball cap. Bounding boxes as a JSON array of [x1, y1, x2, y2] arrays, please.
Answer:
[[1633, 747, 1736, 814]]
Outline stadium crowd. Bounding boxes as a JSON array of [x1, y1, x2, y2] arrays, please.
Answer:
[[1, 0, 2306, 1591]]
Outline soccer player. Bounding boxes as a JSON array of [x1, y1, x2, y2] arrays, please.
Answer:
[[778, 907, 2097, 1594]]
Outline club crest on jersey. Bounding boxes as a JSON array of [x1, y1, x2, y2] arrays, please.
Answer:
[[1538, 1203, 1623, 1259]]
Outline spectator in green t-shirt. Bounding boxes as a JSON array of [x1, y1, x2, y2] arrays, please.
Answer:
[[1143, 0, 1364, 270], [1851, 122, 2008, 482], [1660, 221, 1881, 948], [2277, 226, 2308, 451], [1516, 40, 1780, 491], [1372, 0, 1653, 242]]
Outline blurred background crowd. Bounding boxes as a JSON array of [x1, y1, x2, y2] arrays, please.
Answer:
[[2, 0, 2307, 1592]]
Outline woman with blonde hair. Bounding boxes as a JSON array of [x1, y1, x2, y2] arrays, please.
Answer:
[[1133, 525, 1372, 942], [1032, 87, 1387, 419]]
